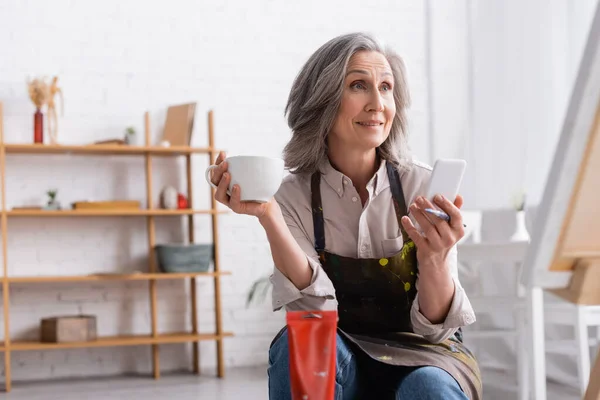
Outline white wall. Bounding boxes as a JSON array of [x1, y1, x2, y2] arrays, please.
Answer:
[[0, 0, 434, 382], [427, 0, 471, 164], [458, 0, 598, 210]]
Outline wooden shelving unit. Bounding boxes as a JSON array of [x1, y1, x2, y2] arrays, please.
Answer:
[[2, 143, 213, 156], [4, 332, 233, 352], [6, 208, 226, 217], [7, 271, 231, 283], [0, 102, 231, 392]]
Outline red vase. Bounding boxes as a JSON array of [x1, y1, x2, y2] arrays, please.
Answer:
[[34, 108, 43, 144], [177, 193, 188, 209]]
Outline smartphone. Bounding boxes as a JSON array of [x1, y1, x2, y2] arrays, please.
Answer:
[[425, 159, 467, 204]]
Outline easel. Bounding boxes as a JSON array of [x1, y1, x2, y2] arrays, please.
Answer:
[[520, 3, 600, 399]]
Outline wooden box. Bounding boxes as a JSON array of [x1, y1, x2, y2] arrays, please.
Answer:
[[40, 315, 97, 343]]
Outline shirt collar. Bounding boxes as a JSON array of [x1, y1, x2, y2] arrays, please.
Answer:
[[373, 158, 390, 197], [319, 158, 346, 197], [318, 157, 390, 198]]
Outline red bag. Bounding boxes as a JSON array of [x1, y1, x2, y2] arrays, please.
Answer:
[[287, 310, 338, 400]]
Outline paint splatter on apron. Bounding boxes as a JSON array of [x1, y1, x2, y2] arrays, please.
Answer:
[[309, 161, 482, 400]]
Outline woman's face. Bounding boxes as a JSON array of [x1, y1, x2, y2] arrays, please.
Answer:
[[329, 50, 396, 153]]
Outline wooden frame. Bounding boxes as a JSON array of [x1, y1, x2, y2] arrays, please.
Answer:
[[519, 3, 600, 399], [0, 103, 232, 392]]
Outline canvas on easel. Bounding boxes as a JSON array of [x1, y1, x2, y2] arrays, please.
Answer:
[[520, 3, 600, 399], [161, 103, 196, 146]]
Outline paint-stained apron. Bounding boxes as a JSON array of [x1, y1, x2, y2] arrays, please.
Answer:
[[309, 162, 482, 400]]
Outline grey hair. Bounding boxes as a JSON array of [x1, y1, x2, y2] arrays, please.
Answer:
[[283, 32, 412, 175]]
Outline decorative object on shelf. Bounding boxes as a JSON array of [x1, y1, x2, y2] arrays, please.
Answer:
[[89, 271, 143, 277], [92, 138, 126, 145], [44, 189, 61, 210], [155, 243, 213, 273], [72, 200, 141, 210], [161, 103, 196, 146], [47, 76, 64, 145], [11, 206, 42, 210], [510, 190, 530, 241], [40, 315, 97, 343], [177, 193, 188, 209], [160, 185, 178, 209], [27, 77, 50, 144], [124, 126, 137, 145]]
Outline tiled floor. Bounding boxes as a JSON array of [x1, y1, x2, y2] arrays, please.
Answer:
[[3, 367, 268, 399], [480, 370, 580, 400], [1, 366, 580, 399]]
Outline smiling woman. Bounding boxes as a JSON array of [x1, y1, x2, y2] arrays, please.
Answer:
[[333, 52, 396, 141], [208, 32, 481, 399], [328, 51, 398, 204], [282, 34, 411, 179]]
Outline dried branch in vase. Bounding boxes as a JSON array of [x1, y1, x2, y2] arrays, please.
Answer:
[[27, 77, 50, 109], [27, 77, 51, 144], [47, 76, 64, 144]]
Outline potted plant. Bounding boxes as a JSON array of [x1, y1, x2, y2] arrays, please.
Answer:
[[44, 189, 61, 210], [246, 275, 272, 307], [124, 126, 137, 145], [510, 190, 530, 241]]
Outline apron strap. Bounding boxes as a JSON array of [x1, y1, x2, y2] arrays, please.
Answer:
[[311, 172, 326, 253], [386, 162, 465, 343], [385, 162, 410, 237]]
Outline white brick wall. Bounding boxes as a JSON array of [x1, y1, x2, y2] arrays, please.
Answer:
[[0, 0, 432, 382]]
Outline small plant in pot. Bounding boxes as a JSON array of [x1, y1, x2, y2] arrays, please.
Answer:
[[513, 190, 526, 213], [124, 126, 137, 145], [510, 190, 530, 241], [44, 189, 61, 210], [246, 275, 272, 307]]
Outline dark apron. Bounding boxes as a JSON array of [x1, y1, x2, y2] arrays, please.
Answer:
[[309, 162, 482, 400]]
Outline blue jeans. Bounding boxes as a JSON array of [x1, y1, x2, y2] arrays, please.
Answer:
[[267, 329, 468, 400]]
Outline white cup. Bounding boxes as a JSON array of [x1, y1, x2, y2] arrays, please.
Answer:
[[205, 155, 284, 203]]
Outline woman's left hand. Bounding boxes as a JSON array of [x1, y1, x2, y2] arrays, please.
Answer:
[[401, 194, 465, 266]]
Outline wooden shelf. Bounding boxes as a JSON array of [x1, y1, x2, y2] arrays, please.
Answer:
[[0, 104, 229, 390], [6, 271, 231, 283], [3, 332, 234, 351], [5, 209, 227, 217], [2, 143, 218, 156]]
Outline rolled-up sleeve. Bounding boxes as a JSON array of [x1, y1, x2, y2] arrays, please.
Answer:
[[410, 245, 476, 343], [270, 196, 337, 312]]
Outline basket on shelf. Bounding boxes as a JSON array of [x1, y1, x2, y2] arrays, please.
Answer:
[[155, 243, 213, 273]]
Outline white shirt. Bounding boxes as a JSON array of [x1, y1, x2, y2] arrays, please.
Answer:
[[270, 157, 476, 343]]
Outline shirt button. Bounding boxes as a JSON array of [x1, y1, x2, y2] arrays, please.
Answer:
[[337, 188, 342, 193], [344, 179, 349, 185], [352, 197, 358, 202]]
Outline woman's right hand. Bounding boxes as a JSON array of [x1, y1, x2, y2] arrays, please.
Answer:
[[210, 153, 313, 290], [209, 151, 274, 219]]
